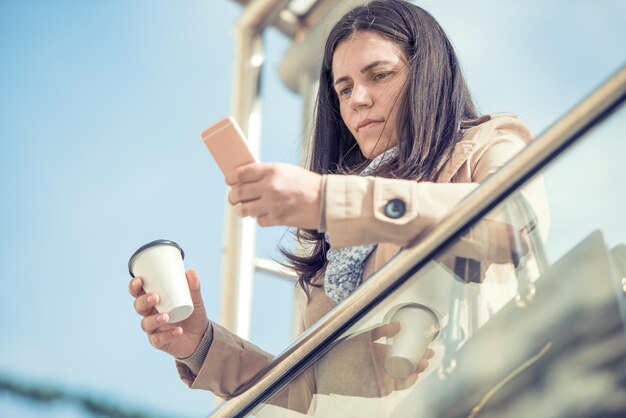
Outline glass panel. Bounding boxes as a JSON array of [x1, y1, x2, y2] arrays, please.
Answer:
[[251, 271, 297, 354], [241, 104, 626, 418]]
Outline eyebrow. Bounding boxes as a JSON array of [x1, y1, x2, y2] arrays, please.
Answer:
[[333, 60, 394, 86]]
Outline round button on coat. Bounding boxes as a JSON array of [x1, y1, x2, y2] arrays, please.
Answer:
[[383, 199, 406, 219]]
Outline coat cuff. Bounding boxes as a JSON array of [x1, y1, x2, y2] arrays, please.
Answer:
[[324, 174, 374, 247], [176, 322, 214, 377], [317, 175, 328, 232], [177, 321, 274, 398], [324, 174, 477, 248]]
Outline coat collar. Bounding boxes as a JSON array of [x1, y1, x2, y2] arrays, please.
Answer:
[[437, 140, 477, 183], [436, 114, 493, 183]]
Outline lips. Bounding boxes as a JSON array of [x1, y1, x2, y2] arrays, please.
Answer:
[[356, 118, 384, 132]]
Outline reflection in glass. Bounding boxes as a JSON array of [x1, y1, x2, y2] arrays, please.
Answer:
[[244, 106, 626, 418]]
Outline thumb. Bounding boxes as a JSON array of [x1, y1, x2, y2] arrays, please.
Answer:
[[186, 269, 204, 307], [370, 321, 401, 341]]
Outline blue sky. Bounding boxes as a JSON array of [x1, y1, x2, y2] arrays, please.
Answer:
[[0, 1, 625, 417]]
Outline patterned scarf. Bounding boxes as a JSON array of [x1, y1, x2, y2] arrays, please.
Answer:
[[324, 146, 399, 303]]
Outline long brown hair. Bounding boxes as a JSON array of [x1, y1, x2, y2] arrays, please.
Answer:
[[282, 0, 479, 294]]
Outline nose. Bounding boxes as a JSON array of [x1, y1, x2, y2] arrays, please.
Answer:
[[349, 83, 373, 109]]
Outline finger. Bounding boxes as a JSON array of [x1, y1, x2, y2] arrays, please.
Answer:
[[186, 269, 204, 309], [424, 348, 435, 360], [128, 277, 145, 298], [186, 268, 200, 292], [395, 372, 419, 391], [133, 292, 160, 316], [140, 312, 170, 333], [416, 357, 430, 374], [236, 200, 267, 219], [228, 183, 262, 205], [256, 213, 276, 227], [370, 321, 401, 341], [225, 163, 265, 186], [148, 327, 184, 349]]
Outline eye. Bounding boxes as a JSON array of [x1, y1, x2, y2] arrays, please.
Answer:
[[374, 72, 392, 81], [338, 85, 352, 97]]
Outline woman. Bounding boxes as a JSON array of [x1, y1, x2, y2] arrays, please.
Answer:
[[128, 0, 547, 413]]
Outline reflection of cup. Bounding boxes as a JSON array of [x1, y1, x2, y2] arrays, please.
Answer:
[[128, 240, 193, 323], [384, 304, 440, 379]]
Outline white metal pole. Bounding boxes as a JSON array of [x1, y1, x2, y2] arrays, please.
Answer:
[[220, 0, 291, 339]]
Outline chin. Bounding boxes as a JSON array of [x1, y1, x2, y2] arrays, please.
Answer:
[[360, 144, 389, 160], [359, 147, 377, 160], [357, 135, 396, 159]]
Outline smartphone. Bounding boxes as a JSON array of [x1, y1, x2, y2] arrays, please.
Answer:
[[201, 116, 257, 176]]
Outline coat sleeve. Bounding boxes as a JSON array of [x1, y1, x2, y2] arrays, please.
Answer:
[[176, 321, 274, 399], [174, 291, 318, 413], [323, 114, 547, 252], [324, 175, 478, 248]]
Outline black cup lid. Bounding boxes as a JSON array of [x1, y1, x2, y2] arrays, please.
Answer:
[[128, 239, 185, 278]]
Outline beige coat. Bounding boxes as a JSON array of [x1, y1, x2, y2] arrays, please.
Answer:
[[176, 114, 548, 412]]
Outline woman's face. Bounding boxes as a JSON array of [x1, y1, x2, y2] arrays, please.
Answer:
[[332, 31, 409, 159]]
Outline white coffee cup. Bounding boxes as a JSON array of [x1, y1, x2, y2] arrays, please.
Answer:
[[384, 303, 440, 379], [128, 240, 193, 323]]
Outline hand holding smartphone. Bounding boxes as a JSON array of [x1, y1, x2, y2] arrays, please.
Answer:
[[201, 116, 257, 176]]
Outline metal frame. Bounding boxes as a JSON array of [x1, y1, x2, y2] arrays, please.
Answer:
[[210, 63, 626, 417], [221, 0, 292, 339], [230, 0, 348, 39], [221, 0, 368, 340]]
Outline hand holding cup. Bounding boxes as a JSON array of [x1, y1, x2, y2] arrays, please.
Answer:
[[128, 240, 209, 359], [383, 303, 440, 380], [368, 321, 435, 394]]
